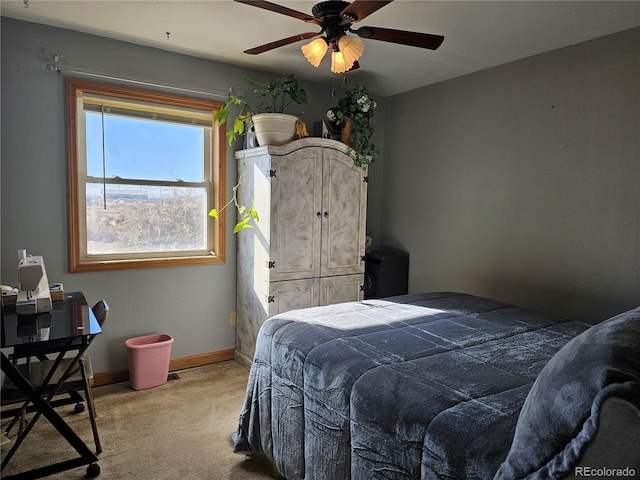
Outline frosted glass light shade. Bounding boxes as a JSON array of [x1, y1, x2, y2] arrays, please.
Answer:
[[301, 38, 328, 67], [337, 35, 364, 70], [331, 51, 348, 73]]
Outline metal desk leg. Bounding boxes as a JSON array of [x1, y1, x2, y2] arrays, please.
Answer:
[[1, 353, 100, 479]]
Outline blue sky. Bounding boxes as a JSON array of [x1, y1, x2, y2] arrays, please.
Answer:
[[85, 112, 205, 183]]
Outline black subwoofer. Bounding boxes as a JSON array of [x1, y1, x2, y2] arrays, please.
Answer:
[[364, 249, 409, 299]]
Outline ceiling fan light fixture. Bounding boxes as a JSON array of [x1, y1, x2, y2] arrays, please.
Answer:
[[337, 35, 364, 69], [301, 37, 328, 67], [331, 50, 348, 74], [238, 0, 445, 73]]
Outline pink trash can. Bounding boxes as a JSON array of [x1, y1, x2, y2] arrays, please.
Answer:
[[125, 334, 174, 390]]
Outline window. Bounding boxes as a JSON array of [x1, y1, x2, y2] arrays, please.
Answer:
[[66, 79, 226, 272]]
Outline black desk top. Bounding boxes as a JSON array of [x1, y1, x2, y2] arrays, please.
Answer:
[[1, 292, 101, 351]]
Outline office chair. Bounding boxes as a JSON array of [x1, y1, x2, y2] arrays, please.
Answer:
[[1, 299, 109, 454]]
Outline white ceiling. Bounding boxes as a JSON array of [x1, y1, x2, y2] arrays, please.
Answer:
[[2, 1, 639, 97]]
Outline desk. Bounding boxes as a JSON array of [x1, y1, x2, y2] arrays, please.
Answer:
[[1, 292, 102, 479]]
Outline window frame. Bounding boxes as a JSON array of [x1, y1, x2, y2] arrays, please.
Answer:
[[66, 78, 227, 272]]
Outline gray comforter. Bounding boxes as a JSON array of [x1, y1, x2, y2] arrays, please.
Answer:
[[232, 292, 592, 479]]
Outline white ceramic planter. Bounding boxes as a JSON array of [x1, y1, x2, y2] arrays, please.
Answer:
[[252, 113, 298, 146]]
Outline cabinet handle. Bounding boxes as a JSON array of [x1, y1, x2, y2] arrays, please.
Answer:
[[317, 212, 322, 218], [324, 211, 329, 218]]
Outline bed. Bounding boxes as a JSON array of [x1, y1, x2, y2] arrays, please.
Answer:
[[232, 292, 640, 479]]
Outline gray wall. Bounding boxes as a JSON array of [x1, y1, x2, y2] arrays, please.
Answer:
[[0, 18, 386, 373], [3, 17, 637, 377], [381, 27, 640, 323]]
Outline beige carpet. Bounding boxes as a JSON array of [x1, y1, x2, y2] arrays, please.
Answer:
[[1, 361, 283, 479]]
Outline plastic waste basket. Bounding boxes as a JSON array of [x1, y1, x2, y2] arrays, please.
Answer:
[[125, 334, 174, 390]]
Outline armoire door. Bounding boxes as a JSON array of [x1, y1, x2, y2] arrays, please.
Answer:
[[319, 274, 364, 306], [320, 148, 368, 277], [268, 278, 320, 317], [269, 147, 323, 282]]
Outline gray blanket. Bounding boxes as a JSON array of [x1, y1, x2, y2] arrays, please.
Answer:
[[232, 292, 595, 479], [495, 306, 640, 479]]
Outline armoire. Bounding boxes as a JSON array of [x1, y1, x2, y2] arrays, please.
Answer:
[[234, 138, 368, 366]]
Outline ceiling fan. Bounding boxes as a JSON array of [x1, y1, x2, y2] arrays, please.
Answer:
[[235, 0, 444, 73]]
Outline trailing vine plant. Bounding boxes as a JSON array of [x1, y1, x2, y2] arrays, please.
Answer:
[[208, 176, 259, 233]]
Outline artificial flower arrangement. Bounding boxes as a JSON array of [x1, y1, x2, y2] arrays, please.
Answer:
[[326, 84, 379, 168]]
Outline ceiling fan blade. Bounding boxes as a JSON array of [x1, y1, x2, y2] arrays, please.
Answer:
[[244, 32, 322, 55], [341, 1, 393, 23], [234, 0, 320, 24], [354, 26, 444, 50]]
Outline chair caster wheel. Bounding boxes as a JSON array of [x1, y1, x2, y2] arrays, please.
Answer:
[[74, 403, 85, 413], [86, 462, 100, 477]]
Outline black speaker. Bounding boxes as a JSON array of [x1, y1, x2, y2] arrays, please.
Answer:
[[364, 249, 409, 299]]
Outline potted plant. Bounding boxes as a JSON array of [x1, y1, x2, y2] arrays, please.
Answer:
[[210, 75, 308, 232], [326, 84, 379, 168], [214, 74, 308, 147]]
